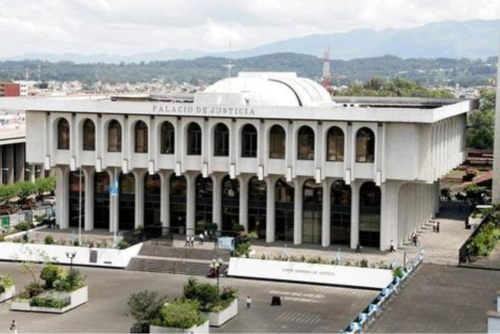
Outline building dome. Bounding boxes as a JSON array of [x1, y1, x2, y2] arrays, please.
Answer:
[[195, 72, 335, 107]]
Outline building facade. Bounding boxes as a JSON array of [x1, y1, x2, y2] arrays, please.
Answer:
[[4, 73, 476, 250], [0, 82, 21, 97]]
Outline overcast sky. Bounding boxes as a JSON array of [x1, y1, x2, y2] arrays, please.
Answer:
[[1, 0, 500, 57]]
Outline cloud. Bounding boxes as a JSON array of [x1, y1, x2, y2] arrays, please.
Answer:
[[0, 0, 499, 57]]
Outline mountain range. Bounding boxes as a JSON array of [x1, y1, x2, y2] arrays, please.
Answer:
[[5, 19, 500, 64]]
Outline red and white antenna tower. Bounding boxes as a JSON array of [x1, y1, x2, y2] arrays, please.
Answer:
[[322, 45, 331, 90]]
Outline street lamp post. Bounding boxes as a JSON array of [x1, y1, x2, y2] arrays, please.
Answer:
[[66, 251, 77, 271], [209, 258, 224, 291]]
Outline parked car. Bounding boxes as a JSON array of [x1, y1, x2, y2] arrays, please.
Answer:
[[41, 196, 56, 206]]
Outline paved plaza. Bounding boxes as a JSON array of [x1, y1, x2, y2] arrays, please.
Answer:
[[0, 262, 377, 333], [369, 264, 500, 333]]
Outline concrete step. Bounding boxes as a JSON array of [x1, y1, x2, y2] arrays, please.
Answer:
[[126, 257, 211, 276], [139, 243, 230, 261]]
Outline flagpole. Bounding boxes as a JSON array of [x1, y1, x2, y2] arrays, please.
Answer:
[[113, 166, 118, 247]]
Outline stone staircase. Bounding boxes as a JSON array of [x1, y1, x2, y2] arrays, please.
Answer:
[[126, 241, 230, 276]]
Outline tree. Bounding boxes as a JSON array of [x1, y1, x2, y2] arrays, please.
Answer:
[[127, 290, 168, 326], [35, 176, 56, 199], [13, 181, 37, 203], [467, 89, 496, 150], [465, 184, 488, 203]]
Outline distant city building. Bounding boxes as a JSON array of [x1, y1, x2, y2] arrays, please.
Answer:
[[0, 82, 21, 97], [0, 72, 477, 251]]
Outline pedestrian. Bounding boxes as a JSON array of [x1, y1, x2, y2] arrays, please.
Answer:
[[436, 222, 440, 233], [199, 232, 204, 245], [432, 222, 436, 233], [190, 235, 195, 247], [416, 233, 421, 247], [390, 240, 395, 253], [412, 233, 417, 246], [185, 235, 190, 247], [9, 320, 17, 334], [246, 296, 252, 309], [356, 241, 362, 253]]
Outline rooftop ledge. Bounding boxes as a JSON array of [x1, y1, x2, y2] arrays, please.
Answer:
[[0, 95, 478, 124]]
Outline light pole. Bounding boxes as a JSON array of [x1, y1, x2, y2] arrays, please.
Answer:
[[78, 169, 83, 246], [209, 258, 224, 291], [66, 251, 77, 271]]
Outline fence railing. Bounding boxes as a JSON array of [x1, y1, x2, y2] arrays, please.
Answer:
[[0, 206, 55, 230], [458, 214, 491, 265], [340, 250, 425, 334]]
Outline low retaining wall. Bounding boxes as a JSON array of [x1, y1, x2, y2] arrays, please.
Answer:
[[150, 320, 209, 334], [11, 286, 88, 314], [0, 286, 15, 303], [0, 242, 142, 268], [228, 258, 394, 289], [201, 299, 238, 327]]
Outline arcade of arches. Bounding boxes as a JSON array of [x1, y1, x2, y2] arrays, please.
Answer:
[[67, 170, 391, 249]]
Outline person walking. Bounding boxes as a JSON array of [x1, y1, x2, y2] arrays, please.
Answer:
[[185, 235, 190, 247], [436, 222, 440, 233], [199, 232, 204, 245], [432, 222, 436, 233], [246, 296, 252, 309], [390, 240, 395, 252], [9, 320, 17, 334]]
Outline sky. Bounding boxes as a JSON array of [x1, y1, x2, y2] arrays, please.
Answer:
[[1, 0, 500, 57]]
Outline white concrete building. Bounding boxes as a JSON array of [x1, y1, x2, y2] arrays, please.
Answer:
[[0, 72, 477, 250]]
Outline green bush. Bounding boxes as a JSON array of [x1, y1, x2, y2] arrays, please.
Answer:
[[232, 224, 245, 232], [153, 299, 205, 329], [15, 222, 31, 232], [467, 222, 500, 257], [0, 274, 14, 294], [40, 264, 66, 289], [393, 267, 404, 279], [54, 269, 85, 292], [117, 239, 130, 250], [360, 259, 369, 268], [44, 235, 55, 245], [30, 296, 70, 309], [183, 278, 219, 312], [127, 290, 168, 326], [20, 281, 44, 299]]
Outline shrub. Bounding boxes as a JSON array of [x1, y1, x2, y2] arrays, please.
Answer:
[[232, 224, 245, 232], [20, 281, 44, 299], [40, 264, 66, 289], [467, 222, 500, 257], [153, 299, 205, 329], [360, 259, 369, 268], [117, 239, 130, 250], [393, 267, 404, 279], [44, 235, 55, 245], [127, 290, 168, 326], [30, 296, 70, 309], [0, 274, 14, 294], [15, 222, 31, 232], [54, 269, 85, 292], [183, 278, 219, 312]]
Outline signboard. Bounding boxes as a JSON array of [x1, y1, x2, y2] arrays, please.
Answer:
[[24, 211, 33, 223], [1, 216, 9, 229], [218, 237, 234, 250], [228, 258, 394, 290]]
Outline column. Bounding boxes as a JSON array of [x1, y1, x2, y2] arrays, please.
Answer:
[[134, 169, 146, 229], [212, 174, 222, 231], [18, 144, 25, 182], [266, 177, 276, 243], [380, 181, 401, 251], [239, 175, 249, 231], [321, 179, 331, 247], [0, 146, 3, 184], [6, 145, 14, 184], [350, 181, 359, 249], [29, 164, 36, 183], [293, 178, 303, 245], [108, 168, 119, 233], [186, 173, 196, 233], [83, 168, 95, 231], [55, 166, 70, 229], [159, 171, 172, 229]]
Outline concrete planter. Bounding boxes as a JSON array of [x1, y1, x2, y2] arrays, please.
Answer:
[[11, 286, 88, 314], [0, 286, 15, 303], [201, 299, 238, 327], [150, 320, 209, 334]]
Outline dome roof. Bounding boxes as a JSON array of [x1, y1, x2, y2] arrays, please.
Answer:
[[195, 72, 335, 107]]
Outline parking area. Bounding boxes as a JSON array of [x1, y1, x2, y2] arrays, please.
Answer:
[[0, 262, 377, 333]]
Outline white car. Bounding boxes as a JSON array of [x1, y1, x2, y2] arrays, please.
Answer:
[[42, 196, 56, 206]]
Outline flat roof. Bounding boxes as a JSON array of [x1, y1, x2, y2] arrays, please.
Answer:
[[0, 95, 477, 124], [0, 127, 26, 145]]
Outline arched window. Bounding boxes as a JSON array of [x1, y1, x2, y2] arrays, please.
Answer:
[[241, 124, 258, 158], [297, 126, 315, 160], [275, 178, 294, 242], [331, 180, 351, 245], [108, 120, 122, 152], [248, 176, 267, 238], [326, 127, 344, 161], [187, 123, 202, 156], [303, 179, 322, 244], [221, 175, 240, 232], [269, 125, 286, 159], [356, 127, 375, 163], [57, 118, 70, 150], [160, 122, 175, 154], [214, 123, 229, 157], [359, 182, 381, 248], [135, 121, 148, 153], [83, 119, 95, 151], [196, 175, 213, 225]]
